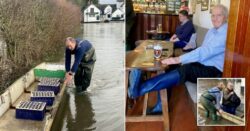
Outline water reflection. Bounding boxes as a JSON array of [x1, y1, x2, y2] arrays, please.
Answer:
[[61, 90, 96, 131]]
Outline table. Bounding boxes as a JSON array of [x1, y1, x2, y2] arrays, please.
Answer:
[[146, 30, 170, 40], [126, 40, 173, 70], [126, 40, 173, 131]]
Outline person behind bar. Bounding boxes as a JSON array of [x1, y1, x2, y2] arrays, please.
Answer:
[[221, 82, 241, 115], [64, 37, 96, 93], [169, 10, 195, 48], [128, 4, 228, 114], [200, 81, 225, 121]]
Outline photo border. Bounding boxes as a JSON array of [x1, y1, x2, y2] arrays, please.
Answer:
[[196, 78, 246, 126]]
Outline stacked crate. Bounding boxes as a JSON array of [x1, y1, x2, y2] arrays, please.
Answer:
[[30, 91, 55, 106], [15, 68, 65, 121], [37, 77, 61, 95], [16, 101, 46, 121]]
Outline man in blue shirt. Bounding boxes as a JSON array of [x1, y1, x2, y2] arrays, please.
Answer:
[[169, 10, 195, 48], [128, 4, 228, 114], [64, 37, 96, 92], [200, 81, 225, 120]]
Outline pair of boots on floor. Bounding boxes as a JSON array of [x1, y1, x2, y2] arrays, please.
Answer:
[[128, 68, 180, 114]]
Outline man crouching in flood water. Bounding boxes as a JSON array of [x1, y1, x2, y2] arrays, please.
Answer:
[[64, 37, 96, 93]]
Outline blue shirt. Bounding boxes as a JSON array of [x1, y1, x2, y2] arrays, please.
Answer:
[[208, 87, 222, 110], [180, 23, 228, 72], [175, 20, 195, 42], [65, 39, 92, 73]]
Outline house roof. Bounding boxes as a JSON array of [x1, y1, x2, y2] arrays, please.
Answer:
[[113, 8, 123, 14], [83, 4, 100, 11], [120, 2, 125, 7], [97, 4, 117, 15], [83, 4, 119, 15]]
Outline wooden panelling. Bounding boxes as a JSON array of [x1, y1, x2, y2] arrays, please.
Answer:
[[223, 0, 250, 130], [133, 13, 179, 41]]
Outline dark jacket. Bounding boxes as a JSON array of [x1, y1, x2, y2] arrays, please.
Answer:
[[175, 20, 195, 42], [65, 39, 92, 73]]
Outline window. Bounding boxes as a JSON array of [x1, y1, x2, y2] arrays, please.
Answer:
[[90, 8, 94, 13], [89, 8, 95, 17]]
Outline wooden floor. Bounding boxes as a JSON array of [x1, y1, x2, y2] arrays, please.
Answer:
[[168, 85, 198, 131], [127, 121, 164, 131], [126, 85, 198, 131]]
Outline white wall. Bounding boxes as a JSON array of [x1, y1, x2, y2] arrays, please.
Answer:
[[112, 9, 124, 18], [192, 0, 230, 29]]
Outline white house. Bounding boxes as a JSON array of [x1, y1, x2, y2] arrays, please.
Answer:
[[83, 4, 101, 23], [104, 5, 113, 21], [111, 9, 124, 21], [111, 1, 125, 21]]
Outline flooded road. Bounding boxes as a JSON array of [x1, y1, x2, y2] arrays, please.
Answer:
[[57, 22, 125, 131]]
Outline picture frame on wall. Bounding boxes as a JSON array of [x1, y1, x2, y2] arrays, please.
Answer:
[[191, 0, 197, 14], [168, 1, 175, 11], [201, 0, 209, 11], [210, 0, 220, 13]]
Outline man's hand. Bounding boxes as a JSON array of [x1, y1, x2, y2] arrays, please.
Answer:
[[229, 91, 234, 96], [64, 72, 73, 84], [170, 34, 177, 42], [161, 57, 181, 65], [218, 109, 224, 115]]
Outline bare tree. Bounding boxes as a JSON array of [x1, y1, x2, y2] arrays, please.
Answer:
[[0, 0, 81, 92]]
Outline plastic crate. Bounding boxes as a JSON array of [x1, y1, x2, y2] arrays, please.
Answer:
[[15, 101, 46, 121], [30, 91, 55, 106], [34, 69, 65, 79], [37, 82, 60, 95], [39, 77, 60, 83]]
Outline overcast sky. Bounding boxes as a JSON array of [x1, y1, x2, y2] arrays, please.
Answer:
[[99, 0, 117, 4]]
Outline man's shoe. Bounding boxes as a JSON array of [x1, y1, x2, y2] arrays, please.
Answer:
[[148, 102, 162, 115]]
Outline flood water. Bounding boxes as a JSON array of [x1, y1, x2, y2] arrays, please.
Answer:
[[57, 22, 125, 131]]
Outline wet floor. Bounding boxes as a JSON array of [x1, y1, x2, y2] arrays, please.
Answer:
[[57, 22, 125, 131]]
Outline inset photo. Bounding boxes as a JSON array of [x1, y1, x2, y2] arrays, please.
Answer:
[[197, 78, 245, 126]]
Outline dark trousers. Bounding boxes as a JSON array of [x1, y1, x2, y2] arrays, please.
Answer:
[[200, 95, 217, 116], [74, 63, 95, 91], [177, 62, 222, 84], [74, 48, 96, 92], [174, 41, 187, 49], [221, 105, 236, 115]]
